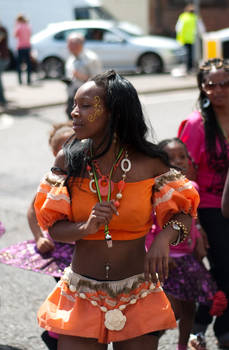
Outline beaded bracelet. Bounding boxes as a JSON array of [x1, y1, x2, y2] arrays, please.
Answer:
[[163, 220, 189, 246]]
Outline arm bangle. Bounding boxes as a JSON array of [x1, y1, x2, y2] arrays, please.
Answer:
[[163, 220, 189, 246]]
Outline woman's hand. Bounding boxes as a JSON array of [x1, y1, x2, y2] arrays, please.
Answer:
[[144, 232, 170, 284], [36, 236, 55, 254], [82, 200, 118, 235]]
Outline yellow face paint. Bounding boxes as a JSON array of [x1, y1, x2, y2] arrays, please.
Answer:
[[88, 96, 104, 122]]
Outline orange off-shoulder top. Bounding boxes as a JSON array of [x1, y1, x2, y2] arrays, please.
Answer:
[[34, 169, 199, 240]]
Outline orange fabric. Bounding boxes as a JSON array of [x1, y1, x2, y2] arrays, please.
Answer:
[[34, 181, 72, 230], [37, 277, 176, 343], [71, 178, 155, 240], [153, 171, 199, 228], [34, 169, 199, 238]]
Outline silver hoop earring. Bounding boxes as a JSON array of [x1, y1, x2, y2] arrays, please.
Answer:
[[203, 98, 210, 108]]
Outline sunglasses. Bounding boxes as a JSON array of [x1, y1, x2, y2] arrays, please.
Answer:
[[202, 79, 229, 91]]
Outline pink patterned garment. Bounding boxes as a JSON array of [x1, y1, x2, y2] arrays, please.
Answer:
[[179, 111, 229, 208]]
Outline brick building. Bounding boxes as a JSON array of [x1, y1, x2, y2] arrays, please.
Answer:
[[149, 0, 229, 37], [103, 0, 229, 37]]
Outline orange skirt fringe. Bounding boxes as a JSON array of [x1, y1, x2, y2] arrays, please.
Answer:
[[37, 267, 176, 344]]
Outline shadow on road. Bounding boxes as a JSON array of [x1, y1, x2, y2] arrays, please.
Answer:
[[0, 345, 26, 350]]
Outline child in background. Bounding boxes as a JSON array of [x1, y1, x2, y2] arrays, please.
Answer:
[[27, 122, 74, 256], [27, 122, 75, 350], [146, 138, 222, 350], [0, 122, 75, 350], [0, 122, 75, 273]]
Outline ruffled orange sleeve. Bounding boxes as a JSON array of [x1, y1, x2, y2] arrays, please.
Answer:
[[34, 172, 72, 230], [153, 168, 199, 228]]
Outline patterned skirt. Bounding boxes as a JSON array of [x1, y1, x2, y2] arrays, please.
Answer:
[[163, 254, 217, 304], [0, 239, 73, 277], [37, 266, 177, 344]]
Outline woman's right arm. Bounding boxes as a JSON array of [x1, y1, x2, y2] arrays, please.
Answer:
[[28, 196, 55, 253], [222, 168, 229, 218], [47, 150, 118, 243], [49, 200, 118, 243]]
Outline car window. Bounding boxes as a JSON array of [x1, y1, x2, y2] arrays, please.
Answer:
[[54, 29, 87, 41], [74, 7, 115, 20], [74, 8, 90, 20], [84, 28, 124, 43], [85, 28, 104, 41], [103, 30, 124, 43]]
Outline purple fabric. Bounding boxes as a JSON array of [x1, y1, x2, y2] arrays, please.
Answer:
[[163, 254, 217, 304], [0, 239, 74, 277]]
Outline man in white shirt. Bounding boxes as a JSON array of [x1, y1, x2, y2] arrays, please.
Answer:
[[65, 33, 103, 119]]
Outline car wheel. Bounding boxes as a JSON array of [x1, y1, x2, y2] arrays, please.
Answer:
[[42, 57, 64, 79], [138, 53, 163, 74]]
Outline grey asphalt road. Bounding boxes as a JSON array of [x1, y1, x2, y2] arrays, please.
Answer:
[[0, 92, 219, 350]]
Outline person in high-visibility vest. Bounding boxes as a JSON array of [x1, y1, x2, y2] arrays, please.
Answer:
[[175, 3, 197, 73]]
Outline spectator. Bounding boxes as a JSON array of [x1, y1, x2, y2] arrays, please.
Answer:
[[179, 58, 229, 349], [14, 14, 32, 85], [0, 21, 9, 106], [64, 32, 102, 119], [175, 3, 205, 73]]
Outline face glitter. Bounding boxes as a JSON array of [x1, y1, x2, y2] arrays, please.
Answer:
[[88, 96, 103, 122]]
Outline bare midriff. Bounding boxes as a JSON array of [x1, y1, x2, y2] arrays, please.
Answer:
[[71, 237, 146, 281]]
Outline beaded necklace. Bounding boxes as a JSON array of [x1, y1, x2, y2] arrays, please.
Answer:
[[92, 152, 124, 196], [87, 147, 131, 248]]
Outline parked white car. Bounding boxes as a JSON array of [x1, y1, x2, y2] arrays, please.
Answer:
[[31, 20, 186, 78]]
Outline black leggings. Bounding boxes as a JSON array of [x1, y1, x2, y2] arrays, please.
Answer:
[[17, 47, 32, 84], [195, 208, 229, 338]]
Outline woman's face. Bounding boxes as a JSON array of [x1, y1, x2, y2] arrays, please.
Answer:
[[71, 81, 109, 143], [202, 69, 229, 107]]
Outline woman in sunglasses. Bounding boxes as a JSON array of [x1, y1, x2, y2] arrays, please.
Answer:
[[179, 58, 229, 350]]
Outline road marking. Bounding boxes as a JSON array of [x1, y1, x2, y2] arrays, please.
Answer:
[[0, 114, 14, 130]]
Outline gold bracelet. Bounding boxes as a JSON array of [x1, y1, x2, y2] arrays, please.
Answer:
[[163, 220, 189, 246]]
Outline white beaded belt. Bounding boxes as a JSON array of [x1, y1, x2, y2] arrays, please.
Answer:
[[60, 266, 160, 331]]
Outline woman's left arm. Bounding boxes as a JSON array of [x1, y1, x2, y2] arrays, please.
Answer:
[[222, 168, 229, 218], [146, 165, 200, 284], [144, 212, 192, 283]]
